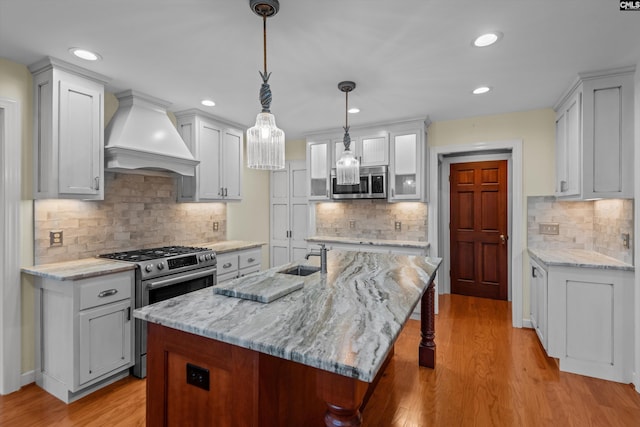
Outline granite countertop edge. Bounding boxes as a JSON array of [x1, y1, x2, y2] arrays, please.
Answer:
[[528, 248, 634, 271], [194, 240, 267, 254], [21, 259, 135, 281], [307, 235, 430, 249]]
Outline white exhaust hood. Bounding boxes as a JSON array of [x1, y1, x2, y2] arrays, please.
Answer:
[[105, 90, 198, 176]]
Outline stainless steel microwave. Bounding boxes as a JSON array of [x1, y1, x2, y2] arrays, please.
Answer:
[[330, 166, 387, 199]]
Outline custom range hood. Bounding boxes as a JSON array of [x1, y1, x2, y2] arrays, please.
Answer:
[[105, 90, 198, 176]]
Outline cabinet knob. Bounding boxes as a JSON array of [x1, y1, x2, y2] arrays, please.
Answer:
[[98, 289, 118, 298], [223, 262, 233, 269], [248, 258, 255, 263], [94, 176, 100, 191]]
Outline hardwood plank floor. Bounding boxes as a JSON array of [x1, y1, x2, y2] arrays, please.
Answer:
[[2, 294, 639, 426]]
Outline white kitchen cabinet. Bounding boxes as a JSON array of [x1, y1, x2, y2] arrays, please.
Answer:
[[389, 128, 428, 202], [34, 270, 134, 403], [175, 110, 243, 202], [529, 258, 548, 351], [529, 255, 633, 383], [307, 118, 429, 203], [554, 66, 635, 199], [307, 140, 331, 200], [332, 132, 389, 167], [270, 160, 309, 267], [29, 57, 109, 200], [216, 248, 262, 284]]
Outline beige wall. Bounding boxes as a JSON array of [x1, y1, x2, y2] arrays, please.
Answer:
[[0, 58, 35, 374], [429, 108, 557, 322]]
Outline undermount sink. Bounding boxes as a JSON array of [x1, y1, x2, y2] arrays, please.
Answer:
[[278, 265, 321, 276]]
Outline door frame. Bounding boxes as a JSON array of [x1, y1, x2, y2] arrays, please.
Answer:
[[441, 154, 513, 300], [429, 140, 524, 328], [0, 97, 22, 394]]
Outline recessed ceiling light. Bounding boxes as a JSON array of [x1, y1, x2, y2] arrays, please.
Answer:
[[201, 99, 216, 107], [473, 32, 502, 47], [473, 86, 491, 95], [348, 107, 360, 114], [68, 47, 101, 61]]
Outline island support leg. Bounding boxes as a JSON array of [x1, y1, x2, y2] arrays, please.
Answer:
[[316, 370, 368, 427], [419, 278, 436, 368]]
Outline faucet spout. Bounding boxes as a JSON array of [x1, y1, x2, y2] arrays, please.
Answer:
[[305, 244, 328, 273]]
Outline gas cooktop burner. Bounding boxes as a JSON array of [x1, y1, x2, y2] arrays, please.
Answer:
[[98, 246, 210, 262]]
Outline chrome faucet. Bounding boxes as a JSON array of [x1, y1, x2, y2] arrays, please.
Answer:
[[305, 243, 328, 273]]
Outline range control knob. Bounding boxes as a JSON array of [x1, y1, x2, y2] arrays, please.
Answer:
[[205, 254, 212, 261], [145, 264, 153, 273], [199, 255, 206, 262], [157, 263, 165, 270]]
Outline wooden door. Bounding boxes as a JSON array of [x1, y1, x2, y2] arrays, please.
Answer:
[[450, 160, 508, 300]]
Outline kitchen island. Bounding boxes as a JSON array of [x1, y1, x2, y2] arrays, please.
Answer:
[[134, 250, 441, 426]]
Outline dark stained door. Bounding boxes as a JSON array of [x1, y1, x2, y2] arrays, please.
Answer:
[[450, 160, 508, 300]]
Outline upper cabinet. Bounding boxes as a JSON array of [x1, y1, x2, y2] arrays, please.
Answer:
[[307, 118, 429, 203], [175, 110, 244, 202], [29, 57, 110, 200], [331, 132, 389, 168], [306, 140, 331, 201], [555, 66, 635, 199]]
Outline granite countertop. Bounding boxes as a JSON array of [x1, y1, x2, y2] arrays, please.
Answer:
[[21, 258, 135, 281], [528, 248, 634, 271], [307, 235, 430, 249], [194, 240, 266, 254], [134, 250, 442, 383]]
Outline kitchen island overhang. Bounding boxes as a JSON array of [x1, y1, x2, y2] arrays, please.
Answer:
[[135, 250, 441, 426]]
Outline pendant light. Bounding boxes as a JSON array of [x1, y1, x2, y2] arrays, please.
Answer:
[[336, 81, 360, 185], [246, 0, 285, 170]]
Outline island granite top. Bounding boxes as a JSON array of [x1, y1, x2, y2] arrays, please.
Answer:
[[307, 235, 429, 249], [193, 240, 266, 254], [528, 248, 634, 271], [134, 250, 441, 383]]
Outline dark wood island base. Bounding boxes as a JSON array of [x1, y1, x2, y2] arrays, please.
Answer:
[[418, 278, 436, 368]]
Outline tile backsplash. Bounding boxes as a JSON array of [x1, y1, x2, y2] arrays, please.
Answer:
[[315, 200, 427, 241], [34, 173, 226, 265], [528, 196, 633, 264]]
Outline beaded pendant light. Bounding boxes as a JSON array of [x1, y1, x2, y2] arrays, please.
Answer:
[[335, 81, 360, 185], [246, 0, 285, 170]]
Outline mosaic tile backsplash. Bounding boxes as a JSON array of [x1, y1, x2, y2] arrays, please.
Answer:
[[528, 196, 633, 264], [34, 173, 227, 265], [315, 200, 427, 241]]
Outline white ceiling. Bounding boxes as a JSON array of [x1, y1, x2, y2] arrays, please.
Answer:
[[2, 0, 640, 139]]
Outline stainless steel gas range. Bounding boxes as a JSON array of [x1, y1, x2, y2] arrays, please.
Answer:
[[99, 246, 217, 378]]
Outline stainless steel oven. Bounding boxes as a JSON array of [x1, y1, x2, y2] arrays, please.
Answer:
[[99, 246, 216, 378], [331, 165, 387, 199]]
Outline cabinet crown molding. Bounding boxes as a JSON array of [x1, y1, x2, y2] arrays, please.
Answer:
[[28, 56, 111, 85]]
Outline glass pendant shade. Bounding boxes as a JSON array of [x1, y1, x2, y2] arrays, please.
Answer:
[[247, 112, 285, 170], [336, 148, 360, 185]]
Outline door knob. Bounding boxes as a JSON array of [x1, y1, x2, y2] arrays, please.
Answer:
[[500, 234, 508, 245]]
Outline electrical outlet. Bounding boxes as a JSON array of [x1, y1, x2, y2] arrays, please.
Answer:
[[49, 230, 63, 247], [213, 221, 219, 231], [349, 220, 356, 229], [539, 223, 559, 235], [622, 233, 630, 249], [395, 221, 402, 231]]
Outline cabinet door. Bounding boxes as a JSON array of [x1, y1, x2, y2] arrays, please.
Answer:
[[530, 259, 547, 351], [564, 91, 581, 196], [358, 133, 389, 166], [222, 128, 243, 200], [307, 141, 330, 200], [79, 299, 132, 385], [289, 162, 309, 263], [270, 167, 291, 267], [198, 122, 223, 200], [389, 131, 421, 201], [58, 80, 103, 198]]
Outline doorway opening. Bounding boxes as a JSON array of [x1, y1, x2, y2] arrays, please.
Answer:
[[428, 140, 524, 327]]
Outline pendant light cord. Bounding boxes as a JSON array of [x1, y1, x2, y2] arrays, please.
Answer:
[[263, 14, 268, 75], [258, 10, 272, 113]]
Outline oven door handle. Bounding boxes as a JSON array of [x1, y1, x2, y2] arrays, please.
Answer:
[[145, 267, 217, 291]]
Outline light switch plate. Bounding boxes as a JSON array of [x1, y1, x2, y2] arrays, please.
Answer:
[[539, 223, 559, 235]]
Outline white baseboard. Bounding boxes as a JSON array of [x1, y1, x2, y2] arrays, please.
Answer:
[[21, 370, 35, 387], [522, 319, 533, 329], [634, 371, 640, 394]]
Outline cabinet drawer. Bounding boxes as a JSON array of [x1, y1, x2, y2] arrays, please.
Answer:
[[217, 271, 238, 284], [217, 254, 238, 274], [239, 266, 260, 278], [79, 271, 133, 311], [239, 249, 261, 270]]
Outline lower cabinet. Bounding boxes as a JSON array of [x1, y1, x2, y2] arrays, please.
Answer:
[[217, 248, 262, 284], [529, 255, 633, 383], [35, 270, 135, 403]]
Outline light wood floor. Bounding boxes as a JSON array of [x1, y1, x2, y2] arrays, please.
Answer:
[[2, 294, 640, 426]]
